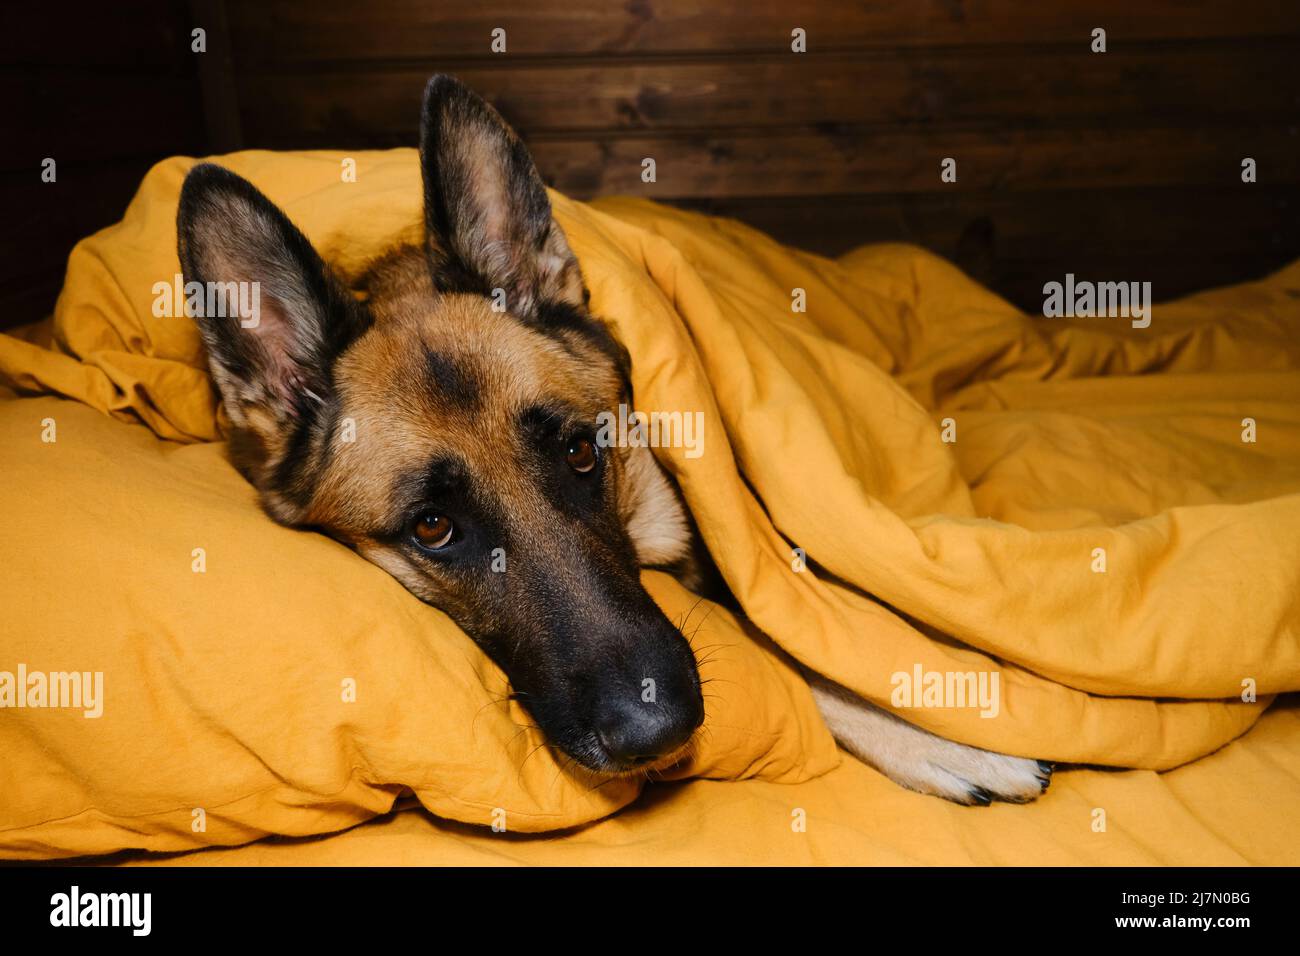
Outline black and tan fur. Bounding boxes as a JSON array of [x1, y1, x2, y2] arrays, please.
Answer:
[[178, 75, 1051, 802]]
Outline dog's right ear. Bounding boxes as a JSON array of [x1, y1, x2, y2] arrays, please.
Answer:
[[177, 163, 370, 439]]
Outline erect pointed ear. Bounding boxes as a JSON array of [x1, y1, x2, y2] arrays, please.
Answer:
[[177, 163, 369, 430], [419, 74, 586, 320], [177, 164, 370, 511]]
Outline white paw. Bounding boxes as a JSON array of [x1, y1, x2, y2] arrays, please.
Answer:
[[808, 674, 1053, 805], [892, 737, 1053, 806]]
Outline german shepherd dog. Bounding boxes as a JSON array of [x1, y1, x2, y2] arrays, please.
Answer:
[[177, 75, 1051, 805]]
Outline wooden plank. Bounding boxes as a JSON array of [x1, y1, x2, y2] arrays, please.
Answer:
[[225, 0, 1300, 62], [218, 120, 1300, 199], [234, 43, 1300, 142], [1, 278, 69, 329], [0, 159, 159, 327], [3, 72, 206, 174], [983, 250, 1296, 315], [191, 0, 245, 151], [520, 126, 1300, 199], [2, 2, 194, 68], [674, 187, 1299, 258]]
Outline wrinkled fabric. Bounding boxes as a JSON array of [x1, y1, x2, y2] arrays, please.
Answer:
[[2, 149, 1297, 860]]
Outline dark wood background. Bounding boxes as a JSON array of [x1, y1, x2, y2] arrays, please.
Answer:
[[5, 0, 1299, 329]]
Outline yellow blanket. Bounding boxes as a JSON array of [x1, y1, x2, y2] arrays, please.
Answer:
[[122, 699, 1300, 866], [2, 149, 1299, 860], [587, 197, 1300, 767]]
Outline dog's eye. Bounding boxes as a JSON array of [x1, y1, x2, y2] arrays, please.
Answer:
[[565, 436, 597, 474], [412, 513, 454, 550]]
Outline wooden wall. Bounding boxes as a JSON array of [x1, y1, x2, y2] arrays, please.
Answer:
[[2, 1, 207, 328], [5, 1, 1300, 327]]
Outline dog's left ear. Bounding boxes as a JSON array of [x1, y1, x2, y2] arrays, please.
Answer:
[[419, 74, 585, 319]]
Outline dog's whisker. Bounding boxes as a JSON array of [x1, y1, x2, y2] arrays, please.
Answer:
[[679, 596, 707, 633], [546, 747, 578, 795], [699, 675, 740, 688], [516, 738, 554, 786], [505, 723, 545, 756], [585, 774, 622, 795], [694, 651, 732, 671]]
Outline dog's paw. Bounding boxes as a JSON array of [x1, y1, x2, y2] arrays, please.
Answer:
[[892, 740, 1053, 806], [807, 674, 1053, 805]]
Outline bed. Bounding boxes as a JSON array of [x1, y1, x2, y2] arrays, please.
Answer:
[[2, 150, 1298, 865]]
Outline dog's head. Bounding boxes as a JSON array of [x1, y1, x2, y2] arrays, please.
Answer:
[[177, 75, 704, 773]]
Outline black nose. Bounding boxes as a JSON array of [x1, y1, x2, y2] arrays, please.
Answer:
[[594, 696, 702, 768]]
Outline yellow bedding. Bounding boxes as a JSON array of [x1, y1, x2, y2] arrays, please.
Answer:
[[123, 699, 1300, 866], [0, 393, 831, 858], [2, 149, 1298, 862]]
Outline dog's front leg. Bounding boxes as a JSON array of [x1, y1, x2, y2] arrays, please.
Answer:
[[807, 673, 1052, 804]]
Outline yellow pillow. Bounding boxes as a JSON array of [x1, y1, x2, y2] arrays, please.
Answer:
[[0, 394, 836, 859]]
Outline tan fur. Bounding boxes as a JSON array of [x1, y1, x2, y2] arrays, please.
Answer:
[[308, 250, 624, 536], [330, 246, 1045, 805], [808, 673, 1049, 804], [617, 445, 692, 567], [182, 74, 1051, 803], [286, 243, 691, 640]]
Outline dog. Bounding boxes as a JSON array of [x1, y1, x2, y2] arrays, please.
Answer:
[[176, 75, 1051, 805]]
